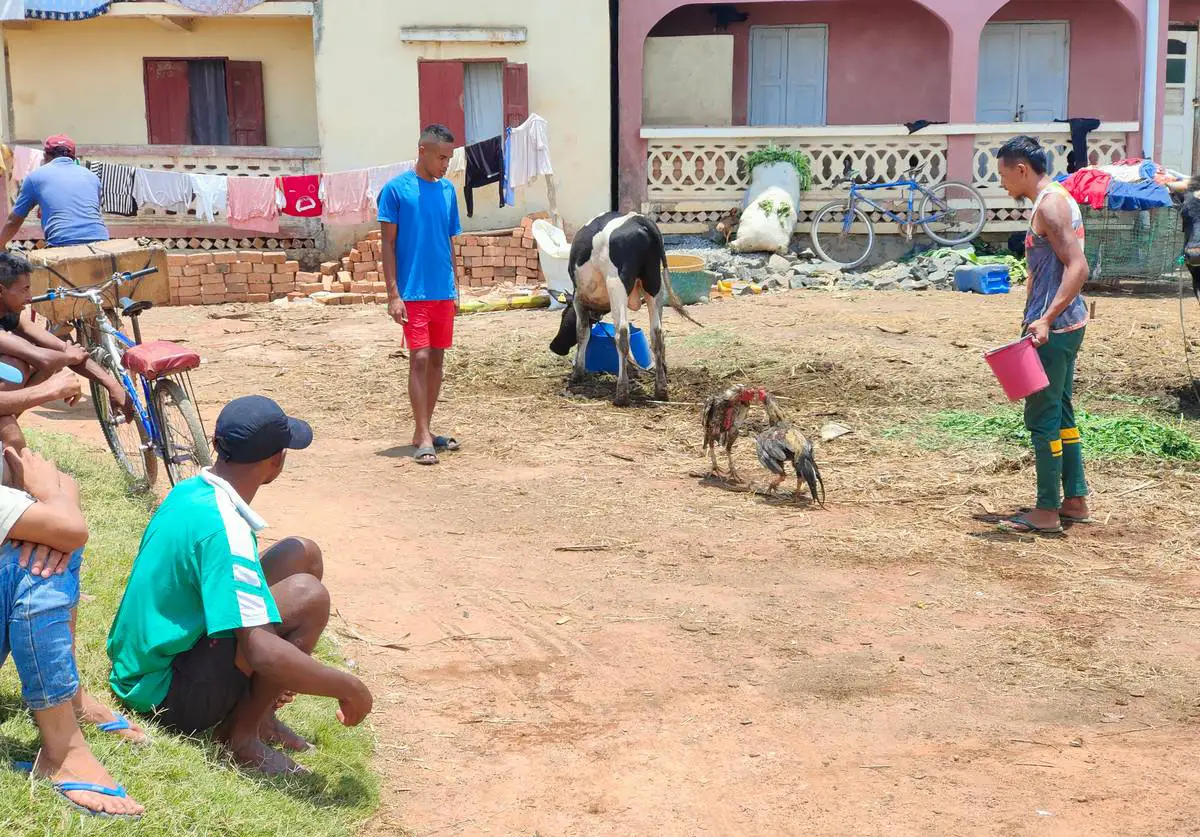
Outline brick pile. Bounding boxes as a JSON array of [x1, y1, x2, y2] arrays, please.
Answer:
[[305, 230, 390, 306], [453, 213, 547, 289], [166, 251, 301, 306]]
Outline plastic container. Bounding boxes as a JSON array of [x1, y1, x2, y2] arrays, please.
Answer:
[[954, 264, 1011, 294], [984, 334, 1049, 401], [532, 220, 572, 310], [585, 322, 652, 374], [666, 254, 713, 304]]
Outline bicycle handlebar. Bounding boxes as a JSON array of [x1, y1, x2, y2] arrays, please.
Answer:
[[31, 267, 159, 305]]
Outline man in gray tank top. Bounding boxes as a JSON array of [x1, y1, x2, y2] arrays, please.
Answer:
[[995, 136, 1091, 535]]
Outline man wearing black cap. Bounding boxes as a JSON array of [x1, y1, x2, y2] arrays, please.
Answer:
[[106, 395, 373, 775]]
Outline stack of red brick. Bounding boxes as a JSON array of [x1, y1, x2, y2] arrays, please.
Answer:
[[453, 213, 547, 288], [302, 230, 391, 306], [166, 251, 301, 306]]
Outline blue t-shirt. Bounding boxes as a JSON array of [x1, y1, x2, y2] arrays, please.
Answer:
[[13, 158, 109, 248], [376, 170, 462, 301]]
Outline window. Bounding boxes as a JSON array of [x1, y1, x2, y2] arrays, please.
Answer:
[[748, 26, 828, 127], [417, 60, 529, 145], [976, 23, 1068, 123], [144, 58, 266, 146]]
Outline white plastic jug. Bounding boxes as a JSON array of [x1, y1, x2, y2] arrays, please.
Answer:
[[532, 219, 572, 309]]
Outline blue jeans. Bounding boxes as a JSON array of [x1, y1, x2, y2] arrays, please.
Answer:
[[0, 542, 83, 710]]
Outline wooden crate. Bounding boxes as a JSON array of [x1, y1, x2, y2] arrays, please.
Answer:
[[27, 240, 169, 323]]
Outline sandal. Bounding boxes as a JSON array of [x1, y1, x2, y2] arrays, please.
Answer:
[[13, 761, 142, 820], [1018, 507, 1093, 525], [95, 711, 151, 745], [997, 514, 1063, 535], [433, 435, 460, 451], [413, 446, 439, 466]]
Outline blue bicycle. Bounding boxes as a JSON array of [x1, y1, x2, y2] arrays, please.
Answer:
[[810, 159, 988, 269], [32, 268, 211, 491]]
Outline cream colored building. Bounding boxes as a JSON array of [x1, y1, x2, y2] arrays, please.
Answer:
[[0, 0, 612, 251]]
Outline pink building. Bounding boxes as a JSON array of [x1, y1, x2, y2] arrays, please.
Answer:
[[620, 0, 1200, 234]]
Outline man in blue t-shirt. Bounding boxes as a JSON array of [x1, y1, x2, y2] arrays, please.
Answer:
[[377, 124, 463, 466], [0, 135, 109, 251]]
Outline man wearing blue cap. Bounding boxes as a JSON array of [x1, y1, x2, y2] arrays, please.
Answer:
[[107, 395, 373, 776]]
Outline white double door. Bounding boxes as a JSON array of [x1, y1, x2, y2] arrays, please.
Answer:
[[749, 25, 827, 127], [977, 22, 1068, 123]]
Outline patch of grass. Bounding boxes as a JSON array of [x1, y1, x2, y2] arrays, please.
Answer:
[[0, 430, 379, 836], [889, 409, 1200, 462]]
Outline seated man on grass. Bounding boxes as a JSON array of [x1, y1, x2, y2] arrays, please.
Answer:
[[107, 395, 373, 776], [0, 444, 144, 818], [0, 252, 133, 450]]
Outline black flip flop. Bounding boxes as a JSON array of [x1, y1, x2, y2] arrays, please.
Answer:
[[997, 514, 1063, 535]]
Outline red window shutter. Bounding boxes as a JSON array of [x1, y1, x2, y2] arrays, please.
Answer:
[[226, 61, 267, 146], [503, 63, 529, 129], [144, 59, 191, 145], [417, 61, 466, 145]]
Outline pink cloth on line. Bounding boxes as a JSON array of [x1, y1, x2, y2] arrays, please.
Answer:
[[12, 146, 43, 182], [227, 175, 280, 234], [321, 169, 371, 225]]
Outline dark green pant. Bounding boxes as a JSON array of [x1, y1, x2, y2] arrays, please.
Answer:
[[1023, 328, 1088, 510]]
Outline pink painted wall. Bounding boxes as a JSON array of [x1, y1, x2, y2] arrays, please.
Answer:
[[1170, 0, 1200, 24], [650, 1, 951, 125], [990, 0, 1141, 121]]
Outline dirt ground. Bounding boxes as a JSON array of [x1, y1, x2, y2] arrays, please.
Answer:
[[25, 286, 1200, 837]]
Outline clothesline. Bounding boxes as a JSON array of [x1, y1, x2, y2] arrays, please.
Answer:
[[8, 113, 558, 233]]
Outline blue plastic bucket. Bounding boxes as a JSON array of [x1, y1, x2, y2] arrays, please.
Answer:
[[585, 322, 652, 374]]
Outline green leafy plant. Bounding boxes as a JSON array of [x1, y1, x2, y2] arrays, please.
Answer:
[[758, 198, 776, 215], [744, 145, 813, 190]]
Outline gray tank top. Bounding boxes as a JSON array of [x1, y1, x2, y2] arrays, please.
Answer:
[[1023, 182, 1089, 331]]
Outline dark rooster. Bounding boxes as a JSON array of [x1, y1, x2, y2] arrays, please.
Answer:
[[754, 395, 825, 505], [702, 384, 768, 483]]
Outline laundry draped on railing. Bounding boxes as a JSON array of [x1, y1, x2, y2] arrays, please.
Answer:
[[164, 0, 266, 13], [6, 114, 559, 231], [22, 0, 112, 20]]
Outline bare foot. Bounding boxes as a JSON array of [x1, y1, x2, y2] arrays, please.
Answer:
[[33, 745, 145, 818], [75, 689, 150, 745], [1061, 496, 1091, 520], [223, 734, 310, 777], [262, 714, 314, 752]]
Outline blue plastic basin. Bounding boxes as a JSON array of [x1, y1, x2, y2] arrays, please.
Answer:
[[585, 322, 652, 374], [954, 264, 1010, 295]]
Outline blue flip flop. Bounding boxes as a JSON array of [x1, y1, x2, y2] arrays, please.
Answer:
[[12, 761, 142, 820], [0, 362, 23, 385], [433, 435, 460, 451]]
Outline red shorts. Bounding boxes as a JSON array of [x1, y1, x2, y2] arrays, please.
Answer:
[[402, 299, 456, 351]]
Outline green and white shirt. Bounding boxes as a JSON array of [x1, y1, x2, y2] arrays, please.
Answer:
[[107, 469, 281, 712]]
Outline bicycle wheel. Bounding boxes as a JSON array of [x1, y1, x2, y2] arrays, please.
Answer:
[[88, 369, 158, 492], [153, 377, 212, 486], [810, 201, 876, 270], [920, 181, 988, 246]]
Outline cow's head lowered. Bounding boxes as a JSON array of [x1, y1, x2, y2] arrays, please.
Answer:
[[1179, 177, 1200, 301], [549, 293, 578, 356]]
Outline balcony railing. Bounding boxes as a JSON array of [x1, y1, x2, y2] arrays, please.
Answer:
[[641, 123, 1138, 234]]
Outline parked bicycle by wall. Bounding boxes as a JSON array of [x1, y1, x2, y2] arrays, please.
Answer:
[[32, 268, 211, 491]]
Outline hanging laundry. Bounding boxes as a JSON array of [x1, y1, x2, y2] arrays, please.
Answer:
[[1060, 169, 1111, 210], [447, 146, 466, 179], [87, 161, 137, 217], [277, 174, 323, 218], [321, 169, 371, 226], [464, 136, 505, 218], [189, 173, 228, 223], [23, 0, 112, 20], [503, 129, 516, 207], [366, 161, 415, 203], [164, 0, 264, 12], [11, 146, 43, 182], [0, 1, 26, 21], [226, 175, 280, 233], [133, 168, 194, 213], [1054, 117, 1101, 173], [506, 113, 554, 192]]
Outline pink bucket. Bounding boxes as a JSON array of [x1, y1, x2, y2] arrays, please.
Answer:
[[984, 334, 1050, 401]]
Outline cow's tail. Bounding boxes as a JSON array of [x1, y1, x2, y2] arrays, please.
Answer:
[[644, 217, 703, 328]]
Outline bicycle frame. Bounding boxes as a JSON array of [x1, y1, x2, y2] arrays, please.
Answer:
[[841, 178, 949, 230], [86, 309, 162, 454]]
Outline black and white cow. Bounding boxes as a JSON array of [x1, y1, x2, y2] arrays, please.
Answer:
[[549, 212, 700, 406]]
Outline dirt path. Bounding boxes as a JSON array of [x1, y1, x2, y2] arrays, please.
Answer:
[[27, 289, 1200, 836]]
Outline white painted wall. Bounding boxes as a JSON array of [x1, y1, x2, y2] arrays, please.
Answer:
[[313, 0, 612, 239], [643, 36, 734, 127]]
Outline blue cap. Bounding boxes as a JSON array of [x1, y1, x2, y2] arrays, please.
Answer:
[[213, 395, 313, 464]]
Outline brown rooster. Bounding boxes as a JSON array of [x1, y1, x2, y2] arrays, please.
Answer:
[[754, 394, 825, 505], [702, 385, 769, 483]]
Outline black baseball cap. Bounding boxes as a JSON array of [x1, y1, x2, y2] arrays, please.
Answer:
[[213, 395, 313, 464]]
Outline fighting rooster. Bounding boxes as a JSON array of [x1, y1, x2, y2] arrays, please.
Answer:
[[702, 385, 769, 483], [754, 394, 825, 505]]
